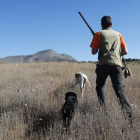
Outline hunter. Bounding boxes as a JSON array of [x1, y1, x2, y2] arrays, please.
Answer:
[[90, 16, 132, 123]]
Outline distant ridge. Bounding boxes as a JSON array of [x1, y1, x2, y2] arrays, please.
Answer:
[[0, 49, 77, 63]]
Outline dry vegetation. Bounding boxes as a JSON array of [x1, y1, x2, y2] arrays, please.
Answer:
[[0, 62, 140, 140]]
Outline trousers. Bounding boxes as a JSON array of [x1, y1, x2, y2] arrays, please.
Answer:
[[95, 65, 132, 119]]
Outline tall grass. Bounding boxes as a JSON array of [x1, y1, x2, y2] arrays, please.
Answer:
[[0, 62, 139, 140]]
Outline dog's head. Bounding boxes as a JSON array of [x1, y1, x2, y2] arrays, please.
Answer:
[[65, 92, 77, 100], [75, 73, 80, 79], [64, 92, 78, 106], [65, 92, 77, 98]]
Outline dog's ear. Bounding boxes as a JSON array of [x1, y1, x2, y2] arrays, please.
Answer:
[[75, 73, 79, 78]]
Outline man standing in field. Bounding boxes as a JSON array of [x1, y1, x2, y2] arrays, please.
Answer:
[[90, 16, 132, 123]]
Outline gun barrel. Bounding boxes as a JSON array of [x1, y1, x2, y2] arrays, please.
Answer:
[[78, 12, 95, 36]]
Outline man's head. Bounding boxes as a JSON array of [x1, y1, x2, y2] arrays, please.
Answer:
[[101, 16, 112, 29]]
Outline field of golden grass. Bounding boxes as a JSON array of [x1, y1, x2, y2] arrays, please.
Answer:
[[0, 62, 140, 140]]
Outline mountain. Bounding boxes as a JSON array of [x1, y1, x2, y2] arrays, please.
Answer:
[[0, 49, 77, 63]]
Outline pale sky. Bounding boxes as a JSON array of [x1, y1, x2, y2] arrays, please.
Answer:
[[0, 0, 140, 61]]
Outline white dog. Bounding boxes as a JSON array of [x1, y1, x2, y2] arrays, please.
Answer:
[[75, 72, 91, 97]]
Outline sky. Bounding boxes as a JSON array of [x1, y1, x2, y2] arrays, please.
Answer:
[[0, 0, 140, 62]]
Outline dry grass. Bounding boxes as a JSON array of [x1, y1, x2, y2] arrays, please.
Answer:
[[0, 62, 139, 140]]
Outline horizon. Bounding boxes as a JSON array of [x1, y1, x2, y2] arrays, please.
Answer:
[[0, 48, 139, 63], [0, 0, 140, 61]]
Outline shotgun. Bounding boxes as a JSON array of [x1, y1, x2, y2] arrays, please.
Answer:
[[78, 12, 95, 36], [78, 12, 101, 60]]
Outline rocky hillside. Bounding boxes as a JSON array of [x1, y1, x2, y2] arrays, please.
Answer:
[[0, 49, 77, 63]]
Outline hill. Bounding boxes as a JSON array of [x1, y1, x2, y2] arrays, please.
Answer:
[[0, 49, 77, 63]]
